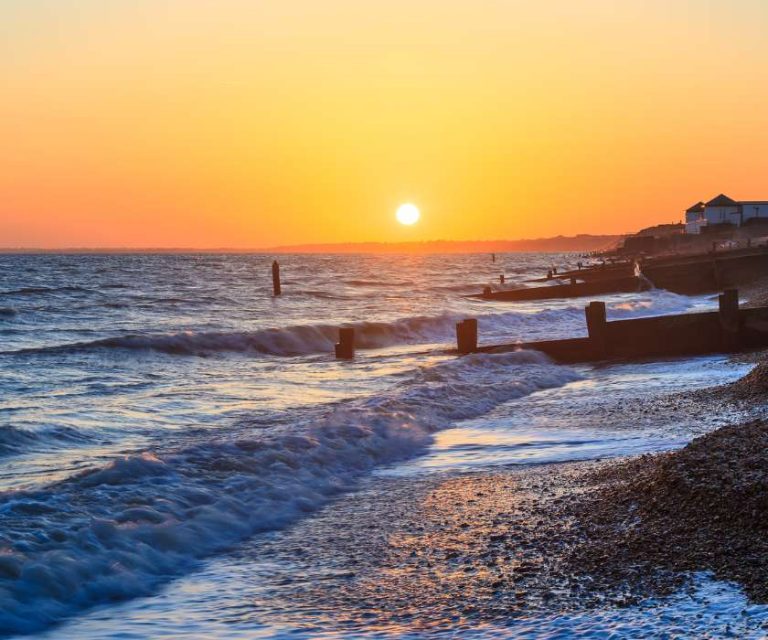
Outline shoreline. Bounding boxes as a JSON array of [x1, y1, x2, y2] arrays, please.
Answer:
[[223, 362, 768, 635], [12, 357, 767, 637], [48, 443, 768, 638], [215, 458, 765, 637]]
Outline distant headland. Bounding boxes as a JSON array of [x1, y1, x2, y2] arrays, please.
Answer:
[[264, 235, 624, 254], [0, 234, 625, 254]]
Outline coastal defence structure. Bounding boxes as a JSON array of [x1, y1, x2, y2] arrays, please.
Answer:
[[477, 274, 646, 302], [640, 246, 768, 294], [330, 288, 764, 364], [460, 289, 768, 363], [479, 245, 768, 302]]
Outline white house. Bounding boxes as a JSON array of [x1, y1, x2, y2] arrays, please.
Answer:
[[685, 194, 768, 234], [685, 201, 705, 234]]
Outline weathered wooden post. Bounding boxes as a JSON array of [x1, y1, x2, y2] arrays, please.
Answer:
[[272, 260, 282, 296], [335, 327, 355, 359], [708, 253, 722, 289], [456, 319, 478, 354], [499, 274, 505, 285], [585, 301, 608, 359], [718, 289, 740, 351]]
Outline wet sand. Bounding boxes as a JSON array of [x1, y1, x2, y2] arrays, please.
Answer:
[[239, 363, 768, 635], [240, 461, 615, 633]]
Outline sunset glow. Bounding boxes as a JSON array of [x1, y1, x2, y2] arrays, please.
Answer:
[[396, 204, 420, 226], [2, 1, 768, 248], [3, 2, 768, 635]]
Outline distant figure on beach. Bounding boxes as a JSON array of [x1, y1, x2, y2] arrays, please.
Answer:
[[547, 269, 553, 280]]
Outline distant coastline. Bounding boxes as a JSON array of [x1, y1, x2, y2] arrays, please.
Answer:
[[0, 234, 624, 254], [265, 235, 624, 254]]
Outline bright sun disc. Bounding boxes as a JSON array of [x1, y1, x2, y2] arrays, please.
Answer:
[[396, 203, 420, 225]]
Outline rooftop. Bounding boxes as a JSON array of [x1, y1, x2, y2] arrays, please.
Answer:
[[705, 194, 739, 207]]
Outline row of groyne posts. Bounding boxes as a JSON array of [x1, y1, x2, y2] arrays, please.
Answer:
[[271, 258, 752, 362], [459, 289, 744, 362], [325, 288, 744, 362]]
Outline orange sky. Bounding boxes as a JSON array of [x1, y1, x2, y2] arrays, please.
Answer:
[[2, 0, 768, 248]]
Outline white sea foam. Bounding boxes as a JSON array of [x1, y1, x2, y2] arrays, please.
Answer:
[[0, 351, 579, 635], [295, 575, 768, 639]]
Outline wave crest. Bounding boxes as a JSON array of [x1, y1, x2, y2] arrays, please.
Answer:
[[6, 290, 702, 359]]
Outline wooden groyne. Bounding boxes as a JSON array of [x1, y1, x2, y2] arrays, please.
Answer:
[[482, 245, 768, 302], [527, 263, 634, 284], [462, 289, 768, 363], [642, 246, 768, 295], [329, 289, 765, 364], [475, 275, 647, 302]]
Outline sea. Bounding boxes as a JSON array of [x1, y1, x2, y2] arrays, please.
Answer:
[[0, 252, 766, 639]]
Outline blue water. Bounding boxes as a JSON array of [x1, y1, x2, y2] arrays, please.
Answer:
[[0, 253, 757, 638]]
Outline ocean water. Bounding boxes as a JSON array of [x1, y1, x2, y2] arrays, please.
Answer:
[[0, 252, 760, 638]]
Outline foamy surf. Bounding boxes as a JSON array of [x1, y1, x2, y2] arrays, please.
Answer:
[[0, 351, 578, 635]]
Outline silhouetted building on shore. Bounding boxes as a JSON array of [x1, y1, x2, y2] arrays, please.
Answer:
[[685, 194, 768, 234]]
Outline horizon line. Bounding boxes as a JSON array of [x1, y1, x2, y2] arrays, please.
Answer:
[[0, 233, 627, 254]]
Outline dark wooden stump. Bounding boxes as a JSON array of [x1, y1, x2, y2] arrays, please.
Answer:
[[335, 327, 355, 359], [272, 260, 282, 296], [585, 301, 608, 359], [456, 319, 478, 354], [719, 289, 740, 351]]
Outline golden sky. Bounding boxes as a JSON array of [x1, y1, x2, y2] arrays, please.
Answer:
[[2, 0, 768, 248]]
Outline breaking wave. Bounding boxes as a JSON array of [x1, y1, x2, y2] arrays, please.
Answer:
[[4, 314, 488, 358], [4, 290, 703, 359], [0, 351, 579, 635], [606, 290, 707, 318]]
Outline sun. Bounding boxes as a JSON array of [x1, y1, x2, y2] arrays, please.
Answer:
[[396, 203, 420, 225]]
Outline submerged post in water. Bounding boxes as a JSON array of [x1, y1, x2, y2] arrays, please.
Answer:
[[456, 318, 478, 354], [335, 327, 355, 359], [272, 260, 282, 296]]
